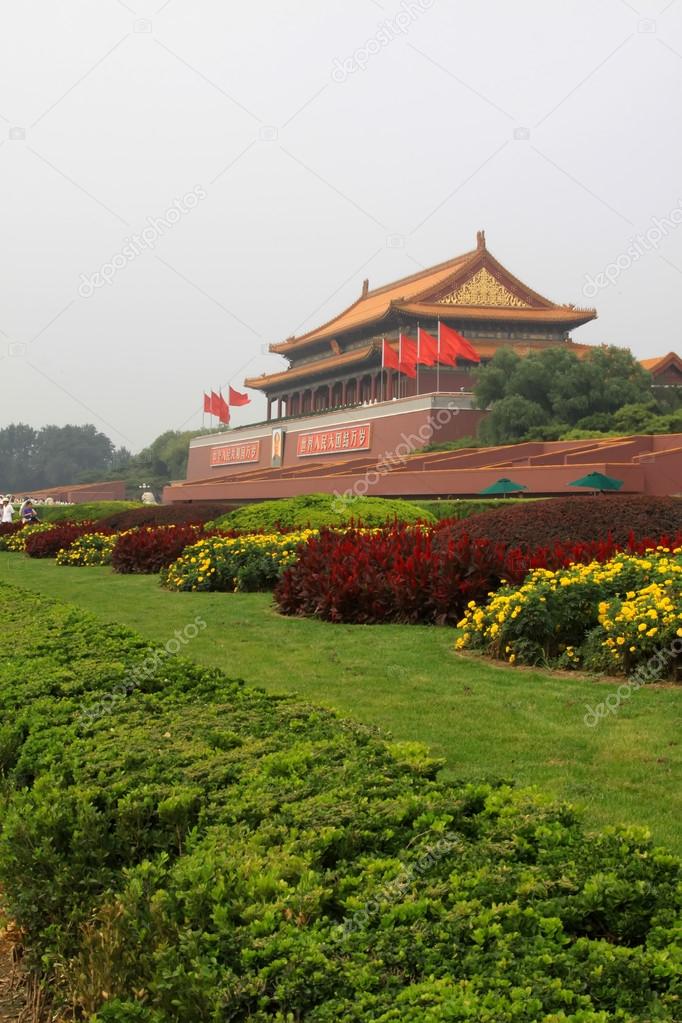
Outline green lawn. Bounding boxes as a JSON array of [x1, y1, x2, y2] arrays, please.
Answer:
[[3, 552, 681, 853]]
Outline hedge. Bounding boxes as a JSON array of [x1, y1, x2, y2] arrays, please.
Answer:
[[98, 502, 239, 531], [38, 501, 141, 524], [0, 586, 680, 1020], [414, 497, 537, 521], [438, 494, 682, 549], [208, 492, 436, 531]]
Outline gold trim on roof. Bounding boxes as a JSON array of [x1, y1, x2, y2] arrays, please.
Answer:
[[439, 268, 530, 308]]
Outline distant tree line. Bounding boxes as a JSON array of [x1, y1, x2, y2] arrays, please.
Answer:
[[0, 424, 221, 495]]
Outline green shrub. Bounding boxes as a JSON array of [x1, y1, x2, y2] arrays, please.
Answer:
[[414, 497, 538, 521], [209, 492, 436, 531], [38, 501, 141, 523], [0, 587, 680, 1020]]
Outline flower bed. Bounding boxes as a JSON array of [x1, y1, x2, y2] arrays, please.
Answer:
[[1, 522, 53, 552], [274, 524, 681, 625], [162, 529, 317, 591], [55, 532, 119, 566], [111, 524, 204, 574], [24, 522, 104, 558], [456, 547, 682, 678], [0, 522, 24, 549]]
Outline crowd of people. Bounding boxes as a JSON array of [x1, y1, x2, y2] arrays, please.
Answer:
[[1, 496, 41, 525]]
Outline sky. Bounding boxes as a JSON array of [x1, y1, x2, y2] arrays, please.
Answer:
[[1, 0, 681, 451]]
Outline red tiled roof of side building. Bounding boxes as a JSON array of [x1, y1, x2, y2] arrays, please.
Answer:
[[640, 352, 682, 373]]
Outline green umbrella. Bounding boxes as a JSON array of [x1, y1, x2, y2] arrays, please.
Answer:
[[568, 471, 623, 493], [479, 477, 528, 495]]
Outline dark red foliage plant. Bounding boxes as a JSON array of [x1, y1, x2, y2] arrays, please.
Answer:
[[274, 524, 682, 625], [24, 522, 107, 559], [111, 524, 206, 574], [98, 502, 238, 531], [435, 494, 682, 550]]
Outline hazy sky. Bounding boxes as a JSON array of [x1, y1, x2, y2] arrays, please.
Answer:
[[1, 0, 681, 450]]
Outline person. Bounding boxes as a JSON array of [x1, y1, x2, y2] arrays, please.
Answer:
[[1, 497, 14, 523], [21, 500, 40, 524]]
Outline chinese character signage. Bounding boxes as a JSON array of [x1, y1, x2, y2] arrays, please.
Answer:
[[296, 423, 372, 457], [210, 440, 261, 467]]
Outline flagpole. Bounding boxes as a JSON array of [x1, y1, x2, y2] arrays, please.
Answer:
[[399, 332, 403, 400], [436, 321, 441, 394]]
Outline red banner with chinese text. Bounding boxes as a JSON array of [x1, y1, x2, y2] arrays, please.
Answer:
[[210, 440, 261, 467], [296, 423, 372, 457]]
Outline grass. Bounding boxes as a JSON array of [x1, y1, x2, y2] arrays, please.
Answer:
[[3, 552, 681, 853]]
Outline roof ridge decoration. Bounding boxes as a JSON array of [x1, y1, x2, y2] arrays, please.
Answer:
[[438, 267, 531, 308]]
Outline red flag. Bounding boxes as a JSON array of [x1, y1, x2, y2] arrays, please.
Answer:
[[417, 328, 438, 366], [229, 385, 251, 407], [209, 391, 223, 419], [435, 326, 457, 367], [382, 338, 401, 371], [203, 393, 212, 414], [216, 392, 230, 424], [439, 323, 480, 363], [398, 334, 417, 378]]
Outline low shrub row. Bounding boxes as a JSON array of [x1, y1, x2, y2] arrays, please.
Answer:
[[98, 501, 238, 531], [1, 586, 680, 1021], [439, 494, 682, 550], [39, 500, 141, 524], [162, 529, 317, 591], [208, 492, 436, 532], [414, 497, 536, 521], [457, 546, 682, 678]]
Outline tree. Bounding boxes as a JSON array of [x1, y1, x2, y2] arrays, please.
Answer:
[[0, 424, 36, 492], [478, 395, 547, 445], [473, 345, 656, 445]]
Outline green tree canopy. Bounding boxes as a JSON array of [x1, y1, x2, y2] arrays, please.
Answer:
[[473, 345, 655, 444]]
